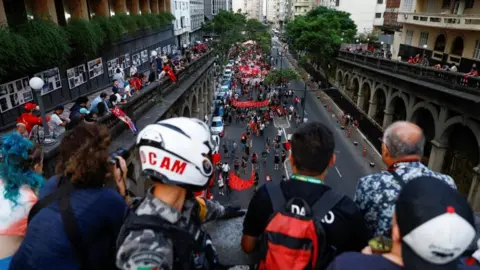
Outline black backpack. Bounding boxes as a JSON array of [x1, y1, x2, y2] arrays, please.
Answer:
[[27, 178, 117, 270]]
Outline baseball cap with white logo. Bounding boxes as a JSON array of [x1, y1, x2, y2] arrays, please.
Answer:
[[396, 176, 476, 270]]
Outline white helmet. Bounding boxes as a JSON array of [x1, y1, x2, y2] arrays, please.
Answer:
[[136, 117, 216, 191]]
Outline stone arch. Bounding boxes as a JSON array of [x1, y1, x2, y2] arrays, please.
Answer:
[[438, 117, 480, 196], [182, 104, 191, 117], [386, 91, 409, 123], [336, 69, 344, 85], [346, 75, 360, 101], [343, 72, 351, 91], [358, 80, 372, 113], [410, 102, 439, 165], [191, 93, 199, 119], [370, 85, 387, 125]]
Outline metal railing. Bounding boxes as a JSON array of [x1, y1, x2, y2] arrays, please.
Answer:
[[337, 50, 480, 96]]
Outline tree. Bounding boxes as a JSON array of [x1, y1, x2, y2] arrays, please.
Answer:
[[285, 6, 357, 70], [264, 68, 300, 85]]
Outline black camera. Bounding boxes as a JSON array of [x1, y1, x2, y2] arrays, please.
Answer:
[[109, 147, 129, 168]]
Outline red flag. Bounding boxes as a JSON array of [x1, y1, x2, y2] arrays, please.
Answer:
[[111, 106, 137, 133], [163, 65, 177, 82]]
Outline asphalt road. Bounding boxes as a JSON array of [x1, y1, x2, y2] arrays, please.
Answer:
[[212, 44, 376, 209], [271, 42, 375, 198]]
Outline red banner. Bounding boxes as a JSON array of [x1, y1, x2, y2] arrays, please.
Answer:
[[228, 170, 255, 190], [231, 100, 269, 108], [111, 106, 137, 133]]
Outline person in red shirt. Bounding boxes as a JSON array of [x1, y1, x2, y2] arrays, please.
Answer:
[[17, 103, 41, 134]]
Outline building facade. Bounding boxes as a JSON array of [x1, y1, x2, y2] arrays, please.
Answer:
[[397, 0, 480, 72], [172, 0, 191, 46], [245, 0, 263, 20], [318, 0, 386, 33], [190, 0, 204, 42], [266, 0, 288, 28], [204, 0, 231, 20], [232, 0, 247, 13]]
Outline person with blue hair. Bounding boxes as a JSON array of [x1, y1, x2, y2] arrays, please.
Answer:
[[0, 133, 43, 269]]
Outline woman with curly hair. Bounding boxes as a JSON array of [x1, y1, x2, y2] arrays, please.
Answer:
[[0, 133, 44, 269], [11, 123, 128, 270]]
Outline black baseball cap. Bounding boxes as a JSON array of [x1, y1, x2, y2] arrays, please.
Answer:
[[396, 176, 476, 270]]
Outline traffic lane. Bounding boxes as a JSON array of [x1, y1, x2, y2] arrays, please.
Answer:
[[285, 78, 373, 198], [213, 116, 285, 207]]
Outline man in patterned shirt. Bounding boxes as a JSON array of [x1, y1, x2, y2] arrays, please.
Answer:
[[354, 121, 456, 237]]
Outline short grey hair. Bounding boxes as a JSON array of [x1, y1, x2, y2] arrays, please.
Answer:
[[383, 122, 425, 159]]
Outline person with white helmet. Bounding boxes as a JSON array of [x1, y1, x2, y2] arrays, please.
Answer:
[[116, 117, 245, 270]]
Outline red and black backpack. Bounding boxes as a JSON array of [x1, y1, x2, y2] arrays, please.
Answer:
[[258, 183, 344, 270]]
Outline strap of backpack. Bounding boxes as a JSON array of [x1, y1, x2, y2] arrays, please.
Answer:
[[266, 183, 286, 212], [390, 171, 406, 188], [28, 177, 73, 223], [311, 190, 344, 222], [59, 191, 90, 270]]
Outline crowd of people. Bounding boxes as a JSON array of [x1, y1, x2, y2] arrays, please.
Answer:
[[13, 43, 210, 144], [0, 40, 479, 270]]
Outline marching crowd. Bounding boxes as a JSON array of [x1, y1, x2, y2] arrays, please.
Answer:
[[0, 41, 479, 270]]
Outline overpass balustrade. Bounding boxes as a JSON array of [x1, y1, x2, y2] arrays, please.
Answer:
[[338, 51, 480, 96], [97, 49, 215, 137]]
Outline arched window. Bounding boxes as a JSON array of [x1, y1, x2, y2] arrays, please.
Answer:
[[451, 36, 464, 56], [434, 34, 446, 52]]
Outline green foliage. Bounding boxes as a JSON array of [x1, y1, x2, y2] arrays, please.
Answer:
[[159, 12, 176, 21], [0, 27, 34, 79], [264, 68, 300, 85], [145, 13, 161, 28], [65, 18, 103, 61], [115, 13, 138, 33], [134, 15, 150, 30], [17, 18, 71, 71], [285, 6, 357, 70], [91, 15, 124, 44]]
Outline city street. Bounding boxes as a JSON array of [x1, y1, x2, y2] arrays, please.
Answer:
[[272, 42, 376, 198], [212, 44, 378, 208]]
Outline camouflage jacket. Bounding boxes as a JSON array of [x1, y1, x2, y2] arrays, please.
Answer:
[[354, 161, 456, 237], [116, 188, 226, 270]]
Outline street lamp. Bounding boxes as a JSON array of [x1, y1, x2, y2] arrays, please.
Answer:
[[151, 50, 158, 81], [28, 77, 49, 138]]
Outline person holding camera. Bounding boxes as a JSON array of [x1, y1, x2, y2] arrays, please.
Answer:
[[10, 123, 129, 270], [116, 117, 245, 270]]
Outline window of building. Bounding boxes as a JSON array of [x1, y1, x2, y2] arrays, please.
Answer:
[[375, 13, 382, 18], [466, 0, 475, 8], [442, 0, 451, 8], [419, 32, 429, 47], [402, 0, 413, 11], [377, 0, 383, 4], [473, 40, 480, 59], [336, 0, 340, 6], [406, 30, 414, 45]]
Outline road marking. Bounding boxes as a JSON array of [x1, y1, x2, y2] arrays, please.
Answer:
[[335, 166, 342, 178]]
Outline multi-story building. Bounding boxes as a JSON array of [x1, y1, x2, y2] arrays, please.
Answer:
[[232, 0, 247, 13], [397, 0, 480, 71], [204, 0, 232, 20], [266, 0, 288, 28], [318, 0, 386, 33], [190, 0, 204, 42], [291, 0, 313, 18], [245, 0, 263, 20], [172, 0, 191, 46]]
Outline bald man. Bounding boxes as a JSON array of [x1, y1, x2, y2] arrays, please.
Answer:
[[354, 121, 456, 237]]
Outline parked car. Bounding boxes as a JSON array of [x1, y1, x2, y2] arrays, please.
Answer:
[[211, 116, 224, 137]]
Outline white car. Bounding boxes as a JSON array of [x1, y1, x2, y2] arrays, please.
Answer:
[[211, 116, 225, 137], [212, 134, 220, 154], [223, 69, 233, 78]]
